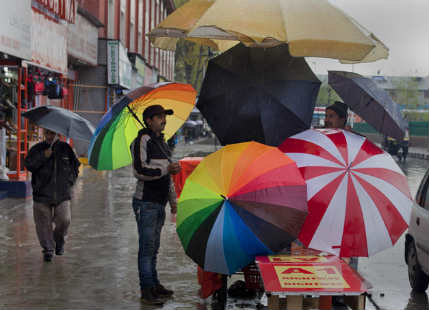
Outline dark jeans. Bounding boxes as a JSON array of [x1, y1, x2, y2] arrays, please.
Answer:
[[132, 198, 166, 289]]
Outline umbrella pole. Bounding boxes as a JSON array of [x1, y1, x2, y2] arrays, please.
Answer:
[[126, 105, 145, 128], [126, 105, 173, 163]]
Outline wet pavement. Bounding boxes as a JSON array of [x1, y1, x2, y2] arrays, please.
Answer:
[[0, 139, 428, 310]]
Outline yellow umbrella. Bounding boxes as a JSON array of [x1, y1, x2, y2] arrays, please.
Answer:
[[149, 0, 388, 62]]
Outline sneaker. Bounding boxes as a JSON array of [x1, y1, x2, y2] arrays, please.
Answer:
[[153, 284, 174, 297], [55, 246, 64, 256], [141, 287, 164, 306], [43, 252, 53, 262]]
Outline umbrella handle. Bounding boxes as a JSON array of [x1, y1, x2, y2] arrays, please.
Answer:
[[126, 105, 145, 128], [50, 134, 58, 149], [152, 139, 173, 163]]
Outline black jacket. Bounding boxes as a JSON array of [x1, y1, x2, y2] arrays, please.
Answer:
[[131, 128, 176, 205], [24, 140, 80, 205]]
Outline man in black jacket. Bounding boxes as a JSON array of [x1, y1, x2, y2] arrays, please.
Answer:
[[24, 128, 80, 262], [131, 105, 181, 306]]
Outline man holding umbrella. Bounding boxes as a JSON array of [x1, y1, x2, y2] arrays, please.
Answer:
[[24, 129, 80, 262], [130, 104, 181, 305], [324, 101, 349, 129], [324, 101, 359, 272]]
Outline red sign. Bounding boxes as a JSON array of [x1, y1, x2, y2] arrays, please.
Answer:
[[256, 255, 367, 294]]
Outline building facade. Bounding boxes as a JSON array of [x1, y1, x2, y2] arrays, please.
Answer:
[[0, 0, 176, 184]]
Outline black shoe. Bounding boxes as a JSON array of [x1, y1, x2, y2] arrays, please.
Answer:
[[43, 252, 53, 262], [141, 288, 164, 306], [55, 246, 64, 256], [332, 296, 346, 306], [153, 284, 174, 297]]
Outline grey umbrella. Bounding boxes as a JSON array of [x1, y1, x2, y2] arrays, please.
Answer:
[[328, 71, 407, 140], [22, 105, 95, 142]]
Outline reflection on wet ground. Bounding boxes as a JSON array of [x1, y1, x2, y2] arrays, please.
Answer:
[[0, 139, 428, 309]]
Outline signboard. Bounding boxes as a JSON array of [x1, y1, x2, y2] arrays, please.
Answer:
[[67, 13, 98, 65], [144, 66, 153, 85], [107, 40, 119, 85], [119, 43, 132, 89], [134, 56, 145, 77], [256, 255, 367, 294], [107, 40, 132, 89], [273, 265, 350, 289], [0, 0, 32, 60], [31, 10, 67, 73]]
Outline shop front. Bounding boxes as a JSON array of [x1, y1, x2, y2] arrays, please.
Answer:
[[0, 1, 75, 198], [0, 0, 32, 184]]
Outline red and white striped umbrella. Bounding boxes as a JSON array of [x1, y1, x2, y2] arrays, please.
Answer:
[[279, 129, 412, 257]]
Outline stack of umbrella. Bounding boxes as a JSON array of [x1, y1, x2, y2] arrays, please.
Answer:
[[177, 130, 413, 275]]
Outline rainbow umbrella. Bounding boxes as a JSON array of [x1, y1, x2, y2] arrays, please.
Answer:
[[177, 141, 308, 275], [88, 82, 196, 170]]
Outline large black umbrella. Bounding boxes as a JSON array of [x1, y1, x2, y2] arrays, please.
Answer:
[[196, 44, 321, 146], [23, 105, 95, 142], [328, 71, 407, 140]]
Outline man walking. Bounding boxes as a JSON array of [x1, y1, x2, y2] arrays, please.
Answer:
[[131, 104, 181, 306], [24, 128, 80, 262]]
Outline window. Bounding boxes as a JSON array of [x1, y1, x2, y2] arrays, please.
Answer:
[[423, 186, 429, 210], [416, 169, 429, 209]]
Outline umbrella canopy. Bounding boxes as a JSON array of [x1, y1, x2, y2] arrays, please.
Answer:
[[177, 141, 308, 274], [88, 82, 196, 170], [328, 71, 407, 141], [149, 0, 389, 62], [22, 105, 95, 142], [197, 43, 321, 146], [279, 129, 412, 258]]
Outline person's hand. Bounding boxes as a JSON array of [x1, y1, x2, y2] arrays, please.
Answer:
[[168, 162, 181, 175], [170, 203, 177, 214], [291, 241, 304, 254], [44, 148, 52, 158]]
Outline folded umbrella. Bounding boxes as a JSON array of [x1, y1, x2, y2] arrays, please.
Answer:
[[328, 71, 407, 140], [177, 141, 308, 274], [279, 129, 412, 257], [22, 105, 95, 142], [197, 43, 321, 146]]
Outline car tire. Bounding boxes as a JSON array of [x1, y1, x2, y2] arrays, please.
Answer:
[[407, 240, 429, 292]]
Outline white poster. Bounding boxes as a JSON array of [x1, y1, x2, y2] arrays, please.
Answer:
[[67, 13, 98, 66], [0, 0, 32, 60], [31, 10, 67, 73]]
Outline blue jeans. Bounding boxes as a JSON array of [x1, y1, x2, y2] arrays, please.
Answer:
[[132, 198, 166, 289]]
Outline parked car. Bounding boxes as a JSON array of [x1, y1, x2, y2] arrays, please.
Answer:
[[405, 168, 429, 291]]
